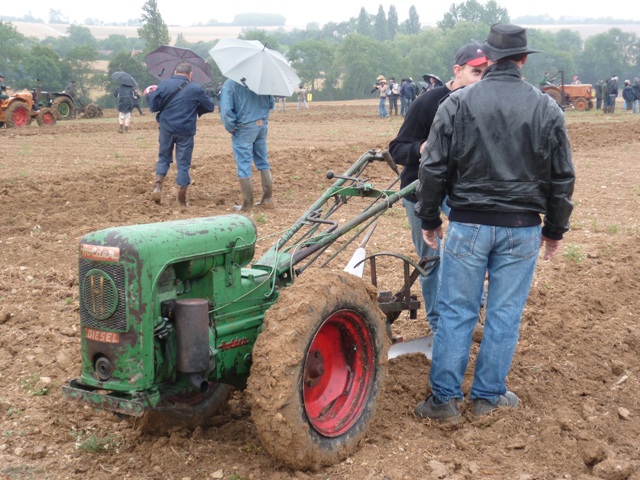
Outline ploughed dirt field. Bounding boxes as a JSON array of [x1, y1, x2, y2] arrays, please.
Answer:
[[1, 101, 639, 479]]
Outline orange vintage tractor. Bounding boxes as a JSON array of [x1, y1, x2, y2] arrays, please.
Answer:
[[541, 70, 594, 111], [0, 91, 56, 127]]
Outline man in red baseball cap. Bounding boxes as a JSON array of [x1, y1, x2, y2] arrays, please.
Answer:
[[388, 43, 488, 342]]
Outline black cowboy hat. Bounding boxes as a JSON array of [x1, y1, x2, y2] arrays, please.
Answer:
[[475, 24, 541, 62]]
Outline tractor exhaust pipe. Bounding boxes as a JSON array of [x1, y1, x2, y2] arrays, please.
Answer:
[[175, 298, 211, 393]]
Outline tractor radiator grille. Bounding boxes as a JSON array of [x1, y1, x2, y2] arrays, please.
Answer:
[[79, 259, 127, 331]]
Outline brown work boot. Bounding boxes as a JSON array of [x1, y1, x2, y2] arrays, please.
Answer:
[[151, 174, 164, 204], [124, 126, 129, 133], [118, 124, 124, 133], [256, 170, 274, 209], [233, 177, 253, 211], [177, 186, 188, 207]]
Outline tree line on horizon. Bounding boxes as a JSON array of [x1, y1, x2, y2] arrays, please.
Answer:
[[2, 0, 640, 107]]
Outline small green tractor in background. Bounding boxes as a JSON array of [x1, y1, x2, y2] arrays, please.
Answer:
[[31, 80, 103, 120], [62, 151, 432, 470]]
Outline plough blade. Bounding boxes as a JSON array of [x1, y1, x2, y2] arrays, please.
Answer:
[[388, 335, 433, 360]]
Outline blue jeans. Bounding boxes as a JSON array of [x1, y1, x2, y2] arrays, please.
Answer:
[[400, 97, 408, 116], [404, 199, 442, 332], [406, 97, 414, 112], [231, 121, 270, 178], [156, 128, 195, 187], [378, 97, 388, 118], [429, 222, 541, 404]]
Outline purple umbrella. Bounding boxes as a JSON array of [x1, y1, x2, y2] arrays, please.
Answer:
[[145, 46, 213, 86]]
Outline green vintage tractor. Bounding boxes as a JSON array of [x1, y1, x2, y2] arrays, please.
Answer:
[[31, 81, 102, 120], [62, 151, 433, 470]]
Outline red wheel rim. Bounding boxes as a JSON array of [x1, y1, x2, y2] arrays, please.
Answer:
[[14, 107, 29, 126], [42, 112, 55, 125], [303, 309, 375, 437]]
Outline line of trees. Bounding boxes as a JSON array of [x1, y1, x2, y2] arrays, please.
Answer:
[[2, 0, 640, 107]]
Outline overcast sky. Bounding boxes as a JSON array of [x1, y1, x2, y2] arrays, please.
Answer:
[[11, 1, 640, 27]]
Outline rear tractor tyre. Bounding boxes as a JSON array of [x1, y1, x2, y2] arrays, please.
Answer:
[[573, 97, 589, 111], [247, 272, 390, 470], [543, 88, 563, 107], [134, 382, 233, 434], [36, 108, 56, 126], [5, 101, 32, 127], [52, 97, 74, 120]]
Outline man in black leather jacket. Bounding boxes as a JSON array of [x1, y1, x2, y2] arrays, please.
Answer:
[[414, 24, 575, 426]]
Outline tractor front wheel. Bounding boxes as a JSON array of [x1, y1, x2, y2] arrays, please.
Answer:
[[52, 97, 74, 120], [5, 101, 32, 127], [247, 272, 389, 470], [36, 108, 56, 126], [573, 97, 589, 111]]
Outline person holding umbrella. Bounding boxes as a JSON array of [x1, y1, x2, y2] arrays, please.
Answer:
[[219, 79, 275, 211], [210, 38, 302, 211], [114, 82, 135, 133], [146, 63, 215, 207], [111, 71, 139, 132]]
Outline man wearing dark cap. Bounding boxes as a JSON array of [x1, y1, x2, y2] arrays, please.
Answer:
[[389, 42, 488, 337], [414, 24, 575, 425]]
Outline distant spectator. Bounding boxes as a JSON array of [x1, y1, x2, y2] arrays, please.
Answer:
[[132, 89, 144, 115], [632, 78, 640, 114], [387, 77, 399, 116], [0, 74, 9, 101], [594, 80, 604, 110], [114, 83, 135, 132], [603, 78, 611, 112], [399, 78, 416, 115], [399, 79, 410, 116], [372, 76, 388, 118], [622, 79, 635, 114], [297, 85, 309, 110], [606, 76, 619, 114]]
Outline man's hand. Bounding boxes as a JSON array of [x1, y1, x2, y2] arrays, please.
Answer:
[[541, 236, 562, 260], [422, 226, 443, 250]]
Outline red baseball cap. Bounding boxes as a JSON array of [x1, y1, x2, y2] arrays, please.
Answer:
[[454, 43, 488, 67]]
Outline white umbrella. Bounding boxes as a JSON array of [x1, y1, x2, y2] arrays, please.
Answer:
[[209, 39, 301, 97]]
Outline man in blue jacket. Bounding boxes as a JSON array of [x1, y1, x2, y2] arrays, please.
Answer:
[[146, 63, 214, 207], [220, 79, 275, 211]]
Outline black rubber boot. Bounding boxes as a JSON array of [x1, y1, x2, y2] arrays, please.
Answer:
[[233, 177, 254, 211], [256, 170, 274, 209]]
